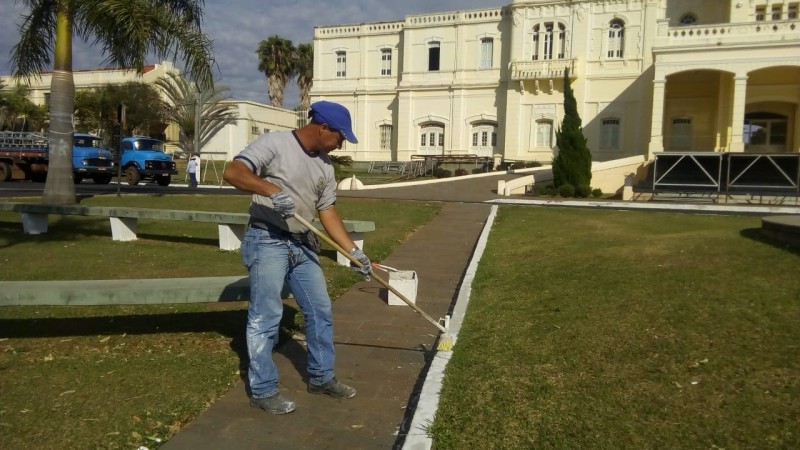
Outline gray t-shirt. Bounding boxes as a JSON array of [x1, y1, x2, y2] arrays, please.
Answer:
[[233, 131, 336, 234]]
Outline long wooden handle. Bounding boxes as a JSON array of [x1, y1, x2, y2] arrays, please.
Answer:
[[294, 213, 447, 333]]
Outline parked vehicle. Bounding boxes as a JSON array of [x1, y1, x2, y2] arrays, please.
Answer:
[[117, 136, 177, 186], [0, 131, 115, 183]]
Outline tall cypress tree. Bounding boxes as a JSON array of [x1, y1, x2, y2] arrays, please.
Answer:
[[552, 68, 592, 190]]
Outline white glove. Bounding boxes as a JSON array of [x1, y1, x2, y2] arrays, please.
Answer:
[[269, 191, 296, 219], [348, 247, 372, 280]]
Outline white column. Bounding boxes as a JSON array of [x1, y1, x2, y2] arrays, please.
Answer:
[[647, 79, 667, 158], [729, 75, 748, 153]]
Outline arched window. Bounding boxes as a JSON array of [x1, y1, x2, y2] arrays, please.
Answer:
[[608, 19, 625, 58], [471, 122, 498, 157], [679, 13, 697, 25], [419, 123, 444, 155], [532, 25, 540, 61], [558, 23, 567, 59], [543, 23, 554, 60]]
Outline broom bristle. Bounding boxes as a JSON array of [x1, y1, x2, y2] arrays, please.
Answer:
[[436, 334, 454, 352]]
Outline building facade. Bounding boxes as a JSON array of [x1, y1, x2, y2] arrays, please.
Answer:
[[311, 0, 800, 163]]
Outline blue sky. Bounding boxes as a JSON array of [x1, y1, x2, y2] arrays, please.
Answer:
[[1, 0, 500, 108]]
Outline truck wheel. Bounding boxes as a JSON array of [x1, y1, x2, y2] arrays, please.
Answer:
[[93, 174, 112, 185], [125, 167, 141, 185], [156, 175, 171, 187], [0, 161, 12, 181]]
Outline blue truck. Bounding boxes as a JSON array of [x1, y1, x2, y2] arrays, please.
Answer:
[[0, 131, 115, 183], [117, 136, 177, 186]]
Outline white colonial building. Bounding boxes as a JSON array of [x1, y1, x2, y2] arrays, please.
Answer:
[[311, 0, 800, 163]]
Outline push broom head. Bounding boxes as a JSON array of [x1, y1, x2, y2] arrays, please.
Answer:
[[435, 315, 454, 352]]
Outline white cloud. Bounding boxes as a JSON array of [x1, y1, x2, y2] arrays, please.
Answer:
[[1, 0, 500, 108]]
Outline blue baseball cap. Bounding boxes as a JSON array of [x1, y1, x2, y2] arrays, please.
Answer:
[[309, 101, 358, 143]]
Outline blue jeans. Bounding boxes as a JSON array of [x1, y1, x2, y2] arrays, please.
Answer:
[[241, 226, 336, 398]]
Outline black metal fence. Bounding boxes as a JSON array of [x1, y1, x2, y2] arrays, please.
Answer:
[[650, 152, 800, 197]]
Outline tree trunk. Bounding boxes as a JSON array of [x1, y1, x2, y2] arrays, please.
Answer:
[[43, 2, 76, 205]]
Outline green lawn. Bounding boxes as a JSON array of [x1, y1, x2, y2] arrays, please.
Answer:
[[430, 206, 799, 449]]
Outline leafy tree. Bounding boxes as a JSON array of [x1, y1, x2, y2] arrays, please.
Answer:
[[155, 73, 237, 156], [10, 0, 215, 205], [256, 36, 296, 108], [74, 82, 165, 142], [552, 68, 592, 190], [0, 83, 48, 131], [295, 43, 314, 109]]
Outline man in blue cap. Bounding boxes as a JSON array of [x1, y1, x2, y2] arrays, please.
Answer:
[[223, 100, 371, 415]]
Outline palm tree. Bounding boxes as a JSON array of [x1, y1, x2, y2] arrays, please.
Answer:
[[156, 73, 237, 156], [295, 43, 314, 110], [10, 0, 215, 205], [256, 36, 296, 108]]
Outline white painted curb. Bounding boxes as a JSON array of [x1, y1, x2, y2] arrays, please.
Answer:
[[402, 205, 499, 450]]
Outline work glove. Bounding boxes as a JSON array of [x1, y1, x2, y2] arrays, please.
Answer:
[[269, 191, 296, 219], [348, 247, 372, 281]]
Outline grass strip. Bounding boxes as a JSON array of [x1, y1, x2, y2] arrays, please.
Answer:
[[430, 206, 799, 449]]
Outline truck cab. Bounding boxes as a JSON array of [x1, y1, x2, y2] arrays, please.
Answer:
[[118, 136, 177, 186], [72, 134, 114, 184]]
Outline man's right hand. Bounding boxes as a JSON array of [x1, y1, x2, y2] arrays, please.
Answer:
[[269, 191, 296, 219]]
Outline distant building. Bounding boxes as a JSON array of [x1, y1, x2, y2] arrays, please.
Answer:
[[311, 0, 800, 163], [0, 61, 298, 159]]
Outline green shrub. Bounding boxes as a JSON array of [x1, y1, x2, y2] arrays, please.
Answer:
[[575, 185, 591, 198], [591, 188, 603, 198], [544, 184, 557, 196], [558, 183, 576, 197], [454, 168, 469, 176]]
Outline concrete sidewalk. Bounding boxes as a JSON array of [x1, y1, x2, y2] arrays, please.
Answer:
[[160, 202, 493, 449]]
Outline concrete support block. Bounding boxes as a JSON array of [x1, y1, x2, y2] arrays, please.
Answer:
[[21, 213, 48, 234], [109, 217, 138, 241], [218, 223, 245, 251]]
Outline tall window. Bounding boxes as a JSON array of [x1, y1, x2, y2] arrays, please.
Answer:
[[471, 122, 497, 157], [336, 51, 347, 78], [755, 5, 766, 21], [771, 4, 783, 20], [532, 25, 540, 60], [608, 19, 625, 58], [543, 23, 554, 60], [557, 24, 566, 59], [419, 124, 444, 155], [670, 118, 692, 150], [789, 3, 798, 19], [380, 49, 392, 76], [428, 42, 440, 71], [535, 120, 553, 148], [480, 38, 493, 69], [600, 118, 621, 150], [379, 124, 392, 150]]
